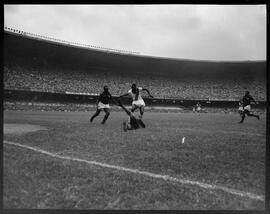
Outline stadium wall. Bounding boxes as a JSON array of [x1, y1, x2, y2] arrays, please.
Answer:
[[4, 89, 266, 109]]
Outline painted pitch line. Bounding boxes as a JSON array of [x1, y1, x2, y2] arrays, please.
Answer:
[[4, 141, 265, 202]]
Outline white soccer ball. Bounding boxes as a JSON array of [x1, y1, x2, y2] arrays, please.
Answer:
[[182, 137, 185, 144]]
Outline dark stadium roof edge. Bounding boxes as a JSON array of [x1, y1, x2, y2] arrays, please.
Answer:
[[4, 27, 266, 64]]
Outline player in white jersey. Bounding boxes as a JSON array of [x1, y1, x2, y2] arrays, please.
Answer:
[[120, 83, 153, 118]]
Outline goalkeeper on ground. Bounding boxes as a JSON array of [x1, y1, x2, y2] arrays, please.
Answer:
[[117, 99, 146, 131]]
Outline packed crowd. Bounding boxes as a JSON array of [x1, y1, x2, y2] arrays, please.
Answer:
[[4, 101, 266, 115], [4, 65, 266, 101]]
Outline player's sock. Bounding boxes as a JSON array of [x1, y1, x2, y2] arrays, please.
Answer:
[[239, 118, 244, 123], [90, 111, 100, 122], [139, 110, 144, 119], [101, 118, 107, 124], [101, 113, 110, 124], [239, 113, 245, 123], [249, 114, 258, 120]]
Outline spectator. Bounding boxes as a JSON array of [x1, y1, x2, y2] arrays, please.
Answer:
[[3, 63, 266, 101]]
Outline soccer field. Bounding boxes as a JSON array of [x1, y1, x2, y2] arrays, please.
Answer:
[[3, 110, 266, 209]]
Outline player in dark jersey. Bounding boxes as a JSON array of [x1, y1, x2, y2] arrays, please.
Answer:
[[117, 99, 146, 131], [239, 91, 260, 123], [90, 86, 116, 124]]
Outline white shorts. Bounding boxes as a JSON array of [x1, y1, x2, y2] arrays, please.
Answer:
[[238, 106, 244, 112], [132, 99, 145, 107], [244, 105, 251, 111], [97, 102, 110, 109]]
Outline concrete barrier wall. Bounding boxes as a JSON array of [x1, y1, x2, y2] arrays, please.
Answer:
[[4, 89, 266, 109]]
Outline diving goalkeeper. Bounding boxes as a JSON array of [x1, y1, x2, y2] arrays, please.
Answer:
[[117, 99, 146, 131]]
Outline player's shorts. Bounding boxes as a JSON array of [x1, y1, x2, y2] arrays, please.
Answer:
[[97, 102, 110, 109], [132, 99, 145, 107], [244, 105, 251, 111], [238, 106, 244, 112]]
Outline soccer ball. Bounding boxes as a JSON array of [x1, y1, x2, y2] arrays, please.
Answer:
[[182, 137, 185, 144]]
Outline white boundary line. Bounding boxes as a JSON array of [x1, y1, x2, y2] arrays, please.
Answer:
[[4, 140, 265, 202]]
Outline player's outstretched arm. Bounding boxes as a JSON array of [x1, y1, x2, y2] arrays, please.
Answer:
[[109, 93, 118, 106], [120, 93, 130, 98], [117, 99, 132, 116], [142, 88, 154, 98], [111, 98, 119, 105]]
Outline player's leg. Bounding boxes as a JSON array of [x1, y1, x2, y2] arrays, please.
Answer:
[[131, 104, 139, 113], [122, 115, 133, 131], [119, 101, 132, 116], [90, 109, 101, 122], [137, 118, 146, 128], [125, 120, 134, 130], [119, 103, 133, 129], [246, 110, 260, 120], [101, 108, 110, 124], [139, 105, 145, 118], [118, 100, 136, 130], [238, 111, 243, 118], [238, 106, 244, 117], [239, 110, 246, 123]]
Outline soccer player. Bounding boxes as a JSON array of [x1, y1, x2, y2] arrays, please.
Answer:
[[120, 83, 153, 118], [117, 99, 146, 131], [195, 102, 202, 113], [90, 86, 116, 124], [238, 99, 244, 117], [193, 102, 202, 113], [239, 91, 260, 123]]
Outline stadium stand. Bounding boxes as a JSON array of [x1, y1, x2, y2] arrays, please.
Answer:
[[4, 64, 266, 100], [4, 29, 266, 101]]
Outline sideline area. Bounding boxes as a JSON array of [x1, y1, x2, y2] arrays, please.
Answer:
[[4, 123, 47, 135]]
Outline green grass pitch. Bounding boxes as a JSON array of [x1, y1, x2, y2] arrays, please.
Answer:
[[3, 110, 266, 209]]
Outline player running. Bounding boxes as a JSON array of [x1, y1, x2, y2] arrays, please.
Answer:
[[239, 91, 260, 123], [117, 99, 146, 131], [120, 83, 153, 118], [90, 86, 117, 124], [238, 99, 244, 117], [193, 102, 202, 113]]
